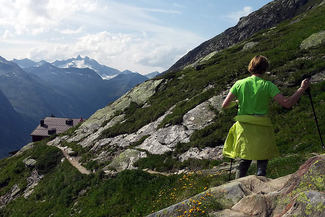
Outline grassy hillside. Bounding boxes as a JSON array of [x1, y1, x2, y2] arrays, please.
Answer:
[[1, 2, 325, 216]]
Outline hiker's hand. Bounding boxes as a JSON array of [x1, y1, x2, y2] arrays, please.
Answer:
[[300, 79, 310, 91]]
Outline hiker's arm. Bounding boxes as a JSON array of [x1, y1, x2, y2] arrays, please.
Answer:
[[222, 92, 238, 109], [273, 79, 310, 109]]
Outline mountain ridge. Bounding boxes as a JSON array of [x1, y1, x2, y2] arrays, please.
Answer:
[[168, 0, 322, 72]]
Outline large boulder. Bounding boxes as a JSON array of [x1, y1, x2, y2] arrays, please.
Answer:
[[107, 149, 147, 172], [300, 31, 325, 49], [148, 154, 325, 217], [178, 147, 223, 162], [23, 158, 37, 168], [242, 41, 259, 51], [182, 101, 216, 130], [137, 125, 193, 154]]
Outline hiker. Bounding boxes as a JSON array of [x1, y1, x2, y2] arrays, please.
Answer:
[[222, 55, 310, 178]]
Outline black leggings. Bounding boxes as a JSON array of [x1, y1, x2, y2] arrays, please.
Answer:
[[236, 159, 268, 178]]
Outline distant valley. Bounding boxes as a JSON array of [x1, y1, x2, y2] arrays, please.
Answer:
[[0, 56, 158, 158]]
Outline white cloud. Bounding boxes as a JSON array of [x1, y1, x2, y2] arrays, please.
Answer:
[[59, 27, 83, 35], [0, 0, 97, 35], [1, 30, 13, 40], [226, 6, 253, 23], [27, 30, 202, 74], [0, 0, 204, 74]]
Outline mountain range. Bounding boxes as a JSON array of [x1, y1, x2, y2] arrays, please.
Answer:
[[1, 0, 325, 216], [13, 55, 160, 80], [0, 56, 150, 157], [51, 55, 122, 80]]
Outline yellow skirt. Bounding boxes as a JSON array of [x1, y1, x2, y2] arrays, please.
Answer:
[[223, 115, 279, 160]]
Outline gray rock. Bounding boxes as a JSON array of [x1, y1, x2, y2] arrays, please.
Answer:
[[23, 158, 37, 167], [203, 84, 215, 92], [209, 92, 228, 111], [182, 101, 216, 130], [107, 149, 147, 172], [200, 51, 218, 62], [199, 147, 223, 160], [237, 175, 290, 194], [67, 129, 92, 143], [147, 181, 249, 217], [88, 106, 176, 163], [242, 42, 259, 51], [210, 209, 251, 217], [232, 194, 269, 217], [93, 149, 119, 163], [311, 70, 325, 83], [62, 135, 69, 140], [79, 114, 125, 148], [10, 184, 21, 198], [24, 169, 44, 198], [179, 147, 201, 162], [66, 148, 76, 156], [300, 31, 325, 50], [179, 147, 223, 162], [91, 138, 113, 152], [138, 140, 172, 155], [47, 136, 62, 146], [281, 191, 325, 217], [103, 169, 118, 177], [184, 51, 219, 69], [108, 134, 131, 148], [0, 184, 20, 207], [137, 125, 193, 154]]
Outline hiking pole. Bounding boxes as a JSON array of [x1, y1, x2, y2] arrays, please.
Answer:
[[306, 87, 325, 150], [228, 158, 233, 181]]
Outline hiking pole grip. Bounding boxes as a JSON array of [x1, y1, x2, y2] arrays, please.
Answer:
[[306, 87, 325, 150]]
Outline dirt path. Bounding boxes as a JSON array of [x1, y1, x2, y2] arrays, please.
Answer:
[[57, 146, 91, 175]]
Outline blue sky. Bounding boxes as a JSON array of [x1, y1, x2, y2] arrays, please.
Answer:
[[0, 0, 272, 74]]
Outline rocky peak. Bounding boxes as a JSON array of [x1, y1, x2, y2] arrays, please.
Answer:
[[168, 0, 319, 72], [76, 55, 82, 60]]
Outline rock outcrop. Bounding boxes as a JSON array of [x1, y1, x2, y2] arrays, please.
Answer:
[[148, 154, 325, 217], [178, 147, 223, 162], [0, 184, 20, 208], [0, 169, 43, 207], [106, 149, 147, 172], [300, 30, 325, 49], [23, 169, 44, 198], [42, 81, 227, 172]]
